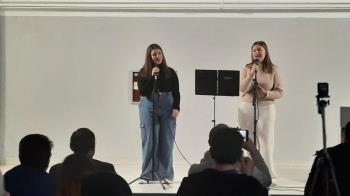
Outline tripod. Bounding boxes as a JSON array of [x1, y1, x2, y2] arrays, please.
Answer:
[[306, 96, 341, 196], [129, 78, 170, 190]]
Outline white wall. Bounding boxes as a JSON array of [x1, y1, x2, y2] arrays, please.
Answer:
[[0, 16, 5, 163], [1, 16, 350, 170]]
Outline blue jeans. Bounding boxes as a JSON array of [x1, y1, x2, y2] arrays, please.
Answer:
[[139, 94, 176, 180]]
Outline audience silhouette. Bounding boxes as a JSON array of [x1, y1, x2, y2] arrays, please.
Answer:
[[177, 126, 267, 196], [305, 121, 350, 196], [4, 134, 55, 196], [81, 172, 132, 196], [49, 128, 116, 185]]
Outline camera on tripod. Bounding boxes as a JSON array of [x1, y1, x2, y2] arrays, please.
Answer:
[[317, 83, 329, 98], [316, 83, 330, 113], [306, 82, 341, 196]]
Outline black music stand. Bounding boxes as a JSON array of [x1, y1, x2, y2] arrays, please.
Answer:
[[195, 69, 239, 127]]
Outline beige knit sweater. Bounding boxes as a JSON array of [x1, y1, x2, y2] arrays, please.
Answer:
[[240, 64, 283, 105]]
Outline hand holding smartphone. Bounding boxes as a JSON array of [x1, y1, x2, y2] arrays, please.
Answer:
[[239, 129, 248, 142]]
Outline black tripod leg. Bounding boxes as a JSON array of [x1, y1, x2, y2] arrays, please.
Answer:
[[128, 171, 153, 185], [153, 171, 167, 190], [306, 158, 322, 196], [128, 177, 141, 185]]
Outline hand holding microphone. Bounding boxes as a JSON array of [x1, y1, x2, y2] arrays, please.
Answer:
[[152, 66, 160, 93], [152, 66, 160, 79], [249, 59, 260, 76]]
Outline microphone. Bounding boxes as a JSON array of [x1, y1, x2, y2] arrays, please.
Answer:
[[252, 59, 260, 65], [153, 66, 160, 80], [252, 59, 260, 75], [153, 66, 160, 93]]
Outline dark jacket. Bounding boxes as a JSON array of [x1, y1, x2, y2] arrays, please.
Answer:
[[5, 165, 56, 196], [305, 143, 350, 196], [177, 168, 267, 196], [49, 158, 116, 185]]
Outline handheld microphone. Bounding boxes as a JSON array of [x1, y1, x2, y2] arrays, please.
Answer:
[[252, 59, 260, 65], [252, 59, 260, 75], [153, 66, 160, 93], [154, 66, 159, 80]]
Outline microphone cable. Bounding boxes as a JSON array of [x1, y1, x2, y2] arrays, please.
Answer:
[[166, 120, 192, 167]]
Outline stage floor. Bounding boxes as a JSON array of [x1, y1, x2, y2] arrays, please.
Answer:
[[1, 163, 307, 195]]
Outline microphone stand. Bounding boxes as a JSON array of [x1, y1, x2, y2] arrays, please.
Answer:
[[129, 74, 169, 190], [212, 70, 218, 127], [252, 70, 258, 146], [212, 96, 216, 127]]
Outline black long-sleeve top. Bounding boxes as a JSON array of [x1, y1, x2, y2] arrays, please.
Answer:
[[138, 67, 180, 110]]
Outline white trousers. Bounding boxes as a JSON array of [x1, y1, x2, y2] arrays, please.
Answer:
[[238, 102, 278, 178]]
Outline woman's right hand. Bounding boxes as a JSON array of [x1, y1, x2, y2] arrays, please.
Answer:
[[249, 64, 259, 76], [152, 67, 160, 77]]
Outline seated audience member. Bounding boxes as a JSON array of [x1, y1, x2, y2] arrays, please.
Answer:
[[305, 121, 350, 196], [50, 128, 116, 184], [81, 173, 132, 196], [4, 134, 55, 196], [188, 124, 272, 187], [58, 154, 95, 196], [177, 126, 268, 196]]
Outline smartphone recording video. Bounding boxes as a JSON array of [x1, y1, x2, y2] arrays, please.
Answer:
[[239, 129, 248, 142]]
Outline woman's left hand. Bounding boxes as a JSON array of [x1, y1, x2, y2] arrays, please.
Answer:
[[171, 109, 180, 118], [257, 85, 267, 98]]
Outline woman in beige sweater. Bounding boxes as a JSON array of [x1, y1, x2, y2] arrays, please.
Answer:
[[238, 41, 283, 179]]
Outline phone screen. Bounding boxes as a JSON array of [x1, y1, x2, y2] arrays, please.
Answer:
[[239, 130, 248, 142]]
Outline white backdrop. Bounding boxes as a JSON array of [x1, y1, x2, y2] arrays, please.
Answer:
[[1, 16, 350, 170]]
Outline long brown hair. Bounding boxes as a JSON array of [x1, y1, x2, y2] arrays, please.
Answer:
[[250, 41, 275, 73], [139, 43, 171, 79]]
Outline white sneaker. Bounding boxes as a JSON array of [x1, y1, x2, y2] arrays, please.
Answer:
[[164, 179, 172, 184], [138, 179, 152, 184]]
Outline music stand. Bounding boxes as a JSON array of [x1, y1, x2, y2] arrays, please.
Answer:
[[195, 69, 239, 127]]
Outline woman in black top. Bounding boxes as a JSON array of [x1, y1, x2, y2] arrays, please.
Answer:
[[137, 43, 180, 181]]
